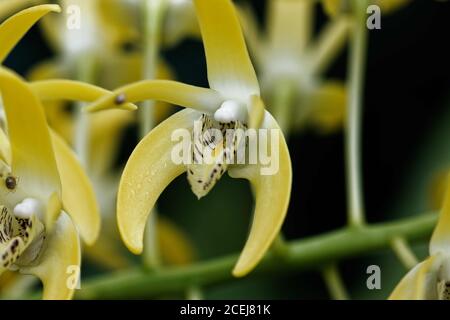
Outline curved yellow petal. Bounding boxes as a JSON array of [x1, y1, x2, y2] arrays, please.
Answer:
[[0, 4, 60, 63], [0, 68, 61, 208], [30, 80, 137, 111], [389, 255, 442, 300], [193, 0, 259, 99], [267, 0, 313, 56], [307, 81, 347, 133], [21, 212, 80, 300], [51, 131, 100, 245], [85, 80, 223, 113], [430, 173, 450, 256], [118, 109, 199, 254], [27, 61, 74, 143], [228, 111, 292, 277]]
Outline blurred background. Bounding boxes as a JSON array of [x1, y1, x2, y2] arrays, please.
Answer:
[[3, 0, 450, 299]]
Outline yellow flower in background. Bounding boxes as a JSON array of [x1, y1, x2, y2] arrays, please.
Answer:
[[97, 0, 200, 48], [390, 174, 450, 300], [87, 0, 292, 278], [241, 0, 350, 134], [322, 0, 411, 17], [0, 5, 100, 300]]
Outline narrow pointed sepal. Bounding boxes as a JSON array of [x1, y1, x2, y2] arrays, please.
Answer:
[[0, 4, 61, 63], [117, 109, 198, 254], [193, 0, 259, 99], [30, 80, 137, 111], [85, 80, 223, 113], [51, 131, 100, 245], [0, 68, 62, 213], [228, 111, 292, 277], [430, 174, 450, 256], [21, 212, 80, 300]]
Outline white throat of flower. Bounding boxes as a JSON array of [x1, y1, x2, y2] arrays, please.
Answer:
[[0, 198, 45, 273], [437, 257, 450, 300], [187, 101, 248, 199]]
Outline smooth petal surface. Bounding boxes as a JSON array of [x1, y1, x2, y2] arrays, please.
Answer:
[[0, 68, 61, 208], [228, 111, 292, 277], [51, 131, 100, 245], [389, 255, 442, 300], [0, 4, 60, 63], [30, 80, 137, 111], [118, 109, 198, 254], [21, 212, 80, 300], [193, 0, 259, 99], [430, 173, 450, 255], [86, 80, 223, 113]]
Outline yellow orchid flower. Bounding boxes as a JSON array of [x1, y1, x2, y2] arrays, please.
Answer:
[[240, 0, 350, 135], [27, 79, 195, 270], [97, 0, 200, 48], [390, 173, 450, 300], [87, 0, 292, 278], [322, 0, 411, 17], [0, 5, 100, 299]]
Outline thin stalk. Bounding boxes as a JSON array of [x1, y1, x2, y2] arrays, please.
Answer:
[[74, 56, 96, 167], [140, 0, 168, 271], [270, 79, 297, 135], [308, 16, 352, 76], [390, 236, 419, 269], [345, 0, 369, 228], [322, 264, 349, 300], [76, 212, 437, 299]]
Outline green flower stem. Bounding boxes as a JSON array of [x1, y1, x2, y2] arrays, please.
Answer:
[[76, 212, 437, 299], [322, 264, 349, 300], [74, 56, 97, 167], [345, 0, 369, 228], [140, 0, 168, 271], [140, 0, 167, 137], [390, 236, 419, 270]]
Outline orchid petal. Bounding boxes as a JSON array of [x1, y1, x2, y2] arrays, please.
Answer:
[[267, 0, 313, 56], [21, 212, 80, 300], [0, 68, 61, 214], [430, 174, 450, 256], [228, 111, 292, 277], [118, 109, 198, 254], [389, 255, 442, 300], [193, 0, 259, 99], [51, 131, 100, 245], [85, 80, 223, 113], [30, 80, 137, 111], [0, 4, 60, 63]]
